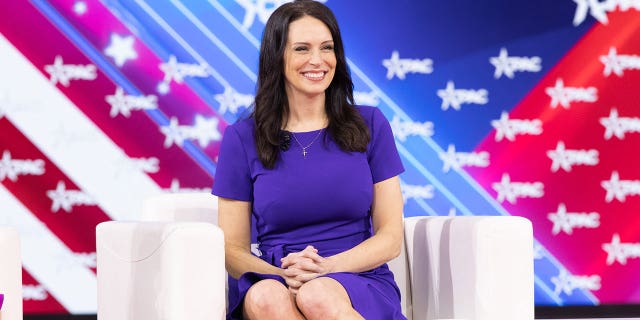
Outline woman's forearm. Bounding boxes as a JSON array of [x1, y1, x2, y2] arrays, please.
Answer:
[[225, 244, 284, 279]]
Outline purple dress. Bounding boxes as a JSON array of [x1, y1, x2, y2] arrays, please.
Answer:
[[212, 106, 405, 319]]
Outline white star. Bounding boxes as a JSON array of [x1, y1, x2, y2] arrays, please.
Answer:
[[572, 0, 609, 26], [47, 181, 74, 213], [492, 173, 517, 204], [551, 269, 574, 296], [603, 233, 626, 265], [191, 115, 222, 147], [437, 81, 461, 111], [491, 111, 515, 142], [548, 203, 573, 235], [160, 117, 185, 148], [545, 79, 571, 109], [159, 55, 183, 84], [104, 34, 137, 67], [600, 108, 625, 140], [0, 150, 18, 182], [490, 48, 514, 79], [600, 47, 624, 77], [602, 171, 625, 202], [44, 55, 70, 87], [105, 87, 130, 117], [547, 141, 572, 172], [382, 51, 404, 80], [439, 144, 459, 173]]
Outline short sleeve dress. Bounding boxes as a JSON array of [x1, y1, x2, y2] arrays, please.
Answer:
[[212, 105, 405, 320]]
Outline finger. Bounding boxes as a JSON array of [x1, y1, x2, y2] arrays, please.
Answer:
[[284, 276, 302, 289], [295, 272, 320, 283]]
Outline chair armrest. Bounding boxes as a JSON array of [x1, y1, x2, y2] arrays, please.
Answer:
[[0, 227, 22, 320]]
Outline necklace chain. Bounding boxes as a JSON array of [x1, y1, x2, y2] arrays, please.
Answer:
[[291, 129, 323, 158]]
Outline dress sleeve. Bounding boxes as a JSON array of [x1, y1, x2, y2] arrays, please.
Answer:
[[212, 125, 253, 201], [367, 107, 405, 183]]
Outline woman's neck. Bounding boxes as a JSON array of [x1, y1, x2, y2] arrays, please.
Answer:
[[285, 94, 328, 132]]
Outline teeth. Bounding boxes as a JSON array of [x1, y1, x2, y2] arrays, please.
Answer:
[[304, 72, 324, 80]]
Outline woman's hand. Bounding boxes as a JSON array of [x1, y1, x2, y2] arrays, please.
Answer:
[[280, 246, 334, 294]]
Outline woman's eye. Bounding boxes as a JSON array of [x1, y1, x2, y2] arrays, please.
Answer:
[[322, 45, 334, 51], [294, 46, 308, 52]]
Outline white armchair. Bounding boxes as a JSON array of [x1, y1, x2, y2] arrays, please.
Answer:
[[99, 192, 533, 320], [0, 227, 22, 320], [96, 218, 226, 319], [398, 215, 534, 320]]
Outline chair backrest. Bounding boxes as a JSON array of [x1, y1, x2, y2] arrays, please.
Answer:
[[0, 227, 23, 320], [141, 192, 218, 223]]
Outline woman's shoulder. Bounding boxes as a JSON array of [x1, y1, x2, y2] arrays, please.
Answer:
[[354, 105, 387, 127], [225, 116, 255, 137]]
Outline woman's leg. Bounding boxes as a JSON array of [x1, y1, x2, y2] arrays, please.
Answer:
[[243, 279, 305, 320], [295, 277, 364, 320]]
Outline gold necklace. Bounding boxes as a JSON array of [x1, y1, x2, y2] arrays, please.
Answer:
[[291, 129, 323, 158]]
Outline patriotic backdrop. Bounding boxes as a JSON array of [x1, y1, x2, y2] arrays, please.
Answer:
[[1, 0, 639, 315]]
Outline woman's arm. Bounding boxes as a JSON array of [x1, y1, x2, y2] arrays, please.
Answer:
[[281, 175, 404, 276], [218, 197, 285, 279]]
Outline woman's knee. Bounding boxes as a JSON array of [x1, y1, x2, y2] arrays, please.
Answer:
[[296, 278, 350, 318], [244, 279, 290, 315]]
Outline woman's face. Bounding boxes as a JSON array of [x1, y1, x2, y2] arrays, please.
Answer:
[[283, 15, 336, 101]]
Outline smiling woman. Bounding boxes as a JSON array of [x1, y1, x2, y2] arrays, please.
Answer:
[[212, 0, 407, 319]]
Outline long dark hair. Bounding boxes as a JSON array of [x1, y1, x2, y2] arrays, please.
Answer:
[[253, 0, 370, 169]]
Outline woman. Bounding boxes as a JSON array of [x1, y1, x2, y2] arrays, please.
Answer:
[[212, 1, 406, 319]]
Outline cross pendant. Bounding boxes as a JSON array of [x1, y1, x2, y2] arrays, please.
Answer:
[[302, 149, 307, 157]]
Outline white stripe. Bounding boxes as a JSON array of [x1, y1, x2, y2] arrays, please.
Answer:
[[0, 34, 162, 221], [0, 184, 97, 313]]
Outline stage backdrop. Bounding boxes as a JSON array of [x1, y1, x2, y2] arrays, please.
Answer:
[[1, 0, 639, 314]]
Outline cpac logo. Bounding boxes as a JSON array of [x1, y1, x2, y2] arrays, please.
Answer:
[[491, 111, 542, 142], [215, 86, 254, 115], [547, 141, 599, 172], [602, 233, 640, 265], [545, 79, 597, 109], [0, 150, 45, 182], [235, 0, 328, 29], [400, 182, 434, 203], [600, 47, 640, 77], [22, 284, 48, 301], [105, 87, 158, 118], [382, 51, 433, 80], [160, 115, 221, 148], [439, 144, 489, 173], [159, 55, 209, 91], [601, 171, 640, 202], [44, 55, 97, 87], [492, 173, 544, 204], [354, 91, 380, 107], [551, 270, 601, 296], [490, 48, 541, 79], [437, 81, 488, 111], [572, 0, 640, 26], [600, 108, 640, 140], [167, 179, 212, 194], [46, 181, 97, 213], [390, 115, 434, 142], [548, 203, 600, 235]]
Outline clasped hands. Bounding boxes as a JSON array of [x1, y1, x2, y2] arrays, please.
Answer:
[[280, 245, 334, 294]]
